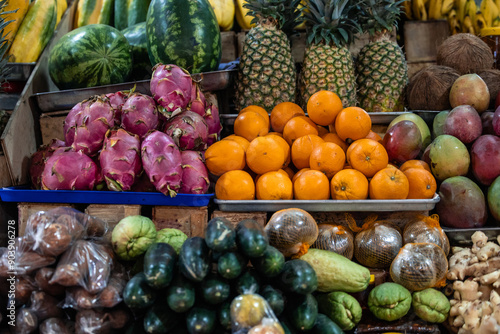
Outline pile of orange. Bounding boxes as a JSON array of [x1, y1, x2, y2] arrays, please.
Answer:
[[206, 91, 437, 201]]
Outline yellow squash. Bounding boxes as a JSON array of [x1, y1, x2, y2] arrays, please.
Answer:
[[56, 0, 68, 25], [235, 0, 254, 30], [4, 0, 30, 44], [208, 0, 235, 31], [74, 0, 113, 28]]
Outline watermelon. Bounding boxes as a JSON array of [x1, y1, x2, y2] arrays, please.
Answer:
[[48, 24, 133, 90], [114, 0, 151, 31], [146, 0, 221, 74], [122, 22, 152, 80]]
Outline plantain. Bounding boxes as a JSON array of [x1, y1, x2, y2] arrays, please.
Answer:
[[463, 14, 476, 33], [475, 11, 488, 32], [441, 0, 454, 16], [464, 0, 477, 29], [403, 0, 413, 19], [429, 0, 444, 19], [456, 0, 467, 26], [413, 0, 428, 20]]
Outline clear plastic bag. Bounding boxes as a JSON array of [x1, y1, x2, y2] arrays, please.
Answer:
[[403, 214, 450, 256], [39, 318, 72, 334], [63, 275, 126, 310], [29, 291, 64, 322], [75, 309, 112, 334], [390, 242, 449, 292], [231, 291, 284, 334], [311, 224, 354, 260], [0, 237, 56, 277]]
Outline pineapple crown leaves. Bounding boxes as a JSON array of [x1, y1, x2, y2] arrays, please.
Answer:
[[358, 0, 404, 36], [0, 0, 15, 88], [243, 0, 304, 35], [303, 0, 363, 48]]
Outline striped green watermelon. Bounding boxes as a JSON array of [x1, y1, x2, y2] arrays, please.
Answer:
[[122, 22, 152, 79], [48, 24, 133, 90], [114, 0, 151, 31], [146, 0, 221, 74]]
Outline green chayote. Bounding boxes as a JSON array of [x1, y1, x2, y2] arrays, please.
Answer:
[[111, 215, 157, 261], [368, 282, 412, 321], [412, 288, 450, 323], [316, 291, 362, 330]]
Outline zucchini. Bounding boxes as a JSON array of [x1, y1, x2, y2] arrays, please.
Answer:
[[179, 237, 211, 282], [286, 293, 318, 332], [144, 301, 179, 333], [236, 219, 269, 258], [251, 245, 285, 277], [218, 301, 231, 331], [143, 242, 177, 289], [201, 274, 231, 305], [167, 274, 196, 313], [279, 259, 318, 295], [260, 285, 285, 317], [217, 252, 246, 280], [186, 306, 216, 334], [205, 217, 236, 252], [311, 313, 344, 334], [235, 268, 260, 295], [123, 272, 156, 310]]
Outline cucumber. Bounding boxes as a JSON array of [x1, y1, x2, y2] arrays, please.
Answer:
[[218, 301, 231, 331], [123, 272, 156, 310], [205, 217, 236, 252], [279, 259, 318, 295], [311, 313, 345, 334], [186, 306, 216, 334], [167, 274, 196, 313], [251, 245, 285, 277], [201, 274, 231, 305], [179, 237, 211, 282], [144, 301, 179, 333], [143, 242, 177, 289], [236, 219, 269, 258], [260, 285, 285, 317], [235, 269, 260, 295], [217, 252, 246, 280], [286, 293, 318, 332]]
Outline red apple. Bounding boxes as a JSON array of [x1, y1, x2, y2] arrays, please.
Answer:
[[443, 105, 482, 144], [471, 135, 500, 186], [383, 120, 422, 165]]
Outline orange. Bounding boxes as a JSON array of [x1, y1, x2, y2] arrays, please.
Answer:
[[317, 126, 329, 137], [292, 168, 311, 183], [334, 107, 372, 143], [322, 132, 348, 153], [309, 142, 346, 179], [215, 170, 255, 200], [348, 139, 389, 178], [270, 102, 305, 133], [369, 167, 410, 200], [246, 136, 285, 175], [256, 170, 293, 200], [205, 140, 246, 176], [267, 131, 284, 137], [291, 134, 325, 170], [222, 135, 250, 152], [239, 105, 270, 130], [283, 166, 295, 179], [306, 90, 343, 126], [293, 170, 330, 200], [330, 169, 369, 200], [267, 134, 291, 168], [234, 111, 269, 141], [403, 168, 437, 199], [283, 116, 319, 145], [365, 130, 383, 144], [399, 159, 432, 173]]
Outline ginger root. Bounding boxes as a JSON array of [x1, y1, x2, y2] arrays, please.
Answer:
[[476, 242, 500, 262], [472, 231, 488, 254], [453, 280, 482, 301]]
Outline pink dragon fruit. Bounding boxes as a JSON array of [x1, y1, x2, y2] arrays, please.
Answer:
[[29, 139, 67, 189], [141, 131, 183, 197], [150, 64, 193, 117], [130, 172, 157, 192], [204, 103, 222, 146], [93, 157, 106, 191], [64, 99, 90, 146], [41, 151, 98, 190], [164, 110, 209, 151], [180, 151, 210, 194], [121, 92, 159, 138], [72, 96, 115, 156], [99, 129, 142, 191], [106, 91, 129, 125], [187, 81, 207, 117]]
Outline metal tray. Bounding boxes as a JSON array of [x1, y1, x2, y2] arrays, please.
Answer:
[[215, 194, 440, 212], [0, 186, 213, 206], [443, 227, 500, 246], [6, 63, 36, 81], [0, 94, 21, 110]]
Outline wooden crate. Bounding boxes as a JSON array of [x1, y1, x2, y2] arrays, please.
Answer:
[[18, 202, 76, 236], [211, 210, 268, 229], [39, 110, 67, 145], [85, 204, 142, 230], [152, 206, 208, 237], [221, 31, 237, 63], [404, 20, 450, 63]]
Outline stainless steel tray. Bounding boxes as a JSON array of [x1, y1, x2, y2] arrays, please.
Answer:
[[6, 63, 36, 81], [443, 227, 500, 246], [215, 194, 440, 212]]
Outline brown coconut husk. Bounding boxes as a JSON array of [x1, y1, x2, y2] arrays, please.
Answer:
[[407, 65, 460, 111], [436, 33, 494, 75], [478, 69, 500, 109]]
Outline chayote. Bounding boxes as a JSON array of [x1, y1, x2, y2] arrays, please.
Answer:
[[412, 288, 450, 323], [111, 215, 157, 261], [316, 291, 362, 330], [155, 228, 188, 253], [368, 282, 412, 321]]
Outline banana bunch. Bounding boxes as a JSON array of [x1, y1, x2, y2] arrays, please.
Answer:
[[447, 0, 500, 35], [402, 0, 455, 20]]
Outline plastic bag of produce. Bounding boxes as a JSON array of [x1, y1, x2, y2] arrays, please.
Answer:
[[390, 242, 448, 292], [29, 291, 64, 322], [311, 224, 354, 260], [39, 318, 72, 334], [75, 309, 112, 334], [63, 275, 126, 310], [0, 237, 56, 277], [403, 214, 450, 256]]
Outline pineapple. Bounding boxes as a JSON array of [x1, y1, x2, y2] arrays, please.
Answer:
[[0, 0, 12, 89], [234, 0, 302, 111], [299, 0, 362, 109], [355, 0, 408, 112]]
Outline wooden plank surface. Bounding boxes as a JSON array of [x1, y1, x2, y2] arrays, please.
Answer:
[[152, 206, 208, 237], [0, 155, 12, 187], [85, 204, 142, 230], [211, 210, 268, 229], [18, 202, 76, 236], [39, 111, 68, 144]]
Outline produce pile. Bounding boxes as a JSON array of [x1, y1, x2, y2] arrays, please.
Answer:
[[29, 64, 221, 196]]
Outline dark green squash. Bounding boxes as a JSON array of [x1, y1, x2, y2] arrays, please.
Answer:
[[186, 305, 216, 334], [260, 285, 285, 317], [201, 274, 231, 305], [205, 217, 236, 253], [251, 245, 285, 277], [167, 274, 196, 313], [311, 313, 344, 334], [179, 237, 211, 282], [279, 259, 318, 295], [286, 293, 318, 332], [217, 252, 246, 280], [143, 301, 179, 333], [143, 242, 177, 289], [217, 301, 232, 331], [236, 219, 269, 258], [235, 269, 260, 295], [123, 272, 156, 310]]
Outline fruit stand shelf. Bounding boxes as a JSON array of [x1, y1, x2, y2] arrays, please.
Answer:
[[6, 63, 37, 81]]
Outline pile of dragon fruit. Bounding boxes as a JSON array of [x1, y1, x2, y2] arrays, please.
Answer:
[[29, 64, 222, 197]]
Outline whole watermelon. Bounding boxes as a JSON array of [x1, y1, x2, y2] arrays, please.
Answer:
[[48, 24, 133, 90], [122, 22, 152, 80], [146, 0, 221, 74]]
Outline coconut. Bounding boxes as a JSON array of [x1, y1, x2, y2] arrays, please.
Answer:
[[436, 33, 494, 75], [406, 65, 460, 111], [478, 69, 500, 109]]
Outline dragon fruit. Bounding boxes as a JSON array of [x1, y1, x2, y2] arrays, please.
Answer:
[[150, 64, 192, 117], [187, 81, 207, 117], [180, 151, 210, 194], [93, 158, 106, 191], [141, 131, 183, 197], [41, 151, 98, 190], [204, 103, 222, 146], [100, 129, 142, 191], [131, 172, 157, 192], [72, 96, 115, 156], [164, 110, 209, 151], [29, 139, 67, 189], [121, 92, 159, 138], [64, 99, 90, 146], [106, 90, 129, 125]]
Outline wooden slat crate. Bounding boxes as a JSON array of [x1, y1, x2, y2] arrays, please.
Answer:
[[211, 210, 268, 229], [152, 206, 208, 237], [220, 31, 237, 63], [39, 110, 67, 145], [85, 204, 142, 230], [18, 202, 76, 236]]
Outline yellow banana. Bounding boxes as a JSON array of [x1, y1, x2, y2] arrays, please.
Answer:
[[463, 14, 476, 33], [403, 0, 413, 19], [476, 11, 488, 31], [449, 16, 461, 34], [465, 0, 477, 26], [429, 0, 444, 19], [456, 0, 467, 25], [487, 0, 500, 27], [441, 0, 454, 16], [413, 0, 428, 20]]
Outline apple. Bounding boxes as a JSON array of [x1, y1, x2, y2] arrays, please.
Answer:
[[481, 111, 496, 135], [449, 74, 490, 113], [432, 110, 449, 139], [428, 134, 470, 181], [443, 105, 482, 144], [388, 113, 431, 149], [471, 135, 500, 186], [383, 120, 422, 165]]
